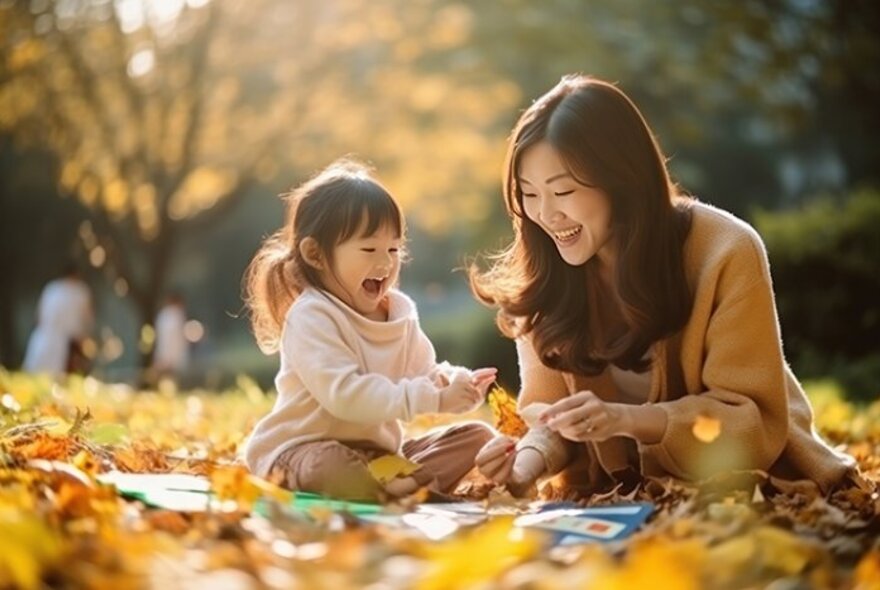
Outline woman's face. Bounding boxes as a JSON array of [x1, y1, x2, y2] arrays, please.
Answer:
[[518, 141, 614, 267]]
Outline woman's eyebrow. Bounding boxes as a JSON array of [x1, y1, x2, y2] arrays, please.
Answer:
[[518, 172, 572, 185], [545, 172, 572, 183]]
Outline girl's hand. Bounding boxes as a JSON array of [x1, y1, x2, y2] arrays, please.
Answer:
[[470, 367, 498, 396], [438, 372, 482, 414], [475, 435, 546, 497], [540, 391, 630, 442]]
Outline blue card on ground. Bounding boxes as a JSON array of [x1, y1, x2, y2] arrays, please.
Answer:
[[514, 502, 654, 544]]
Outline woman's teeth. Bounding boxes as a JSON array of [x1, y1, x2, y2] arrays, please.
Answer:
[[553, 226, 582, 242]]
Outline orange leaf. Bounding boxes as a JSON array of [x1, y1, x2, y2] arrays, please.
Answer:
[[488, 388, 527, 438]]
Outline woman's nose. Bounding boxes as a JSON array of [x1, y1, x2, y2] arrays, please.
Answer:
[[540, 195, 562, 222]]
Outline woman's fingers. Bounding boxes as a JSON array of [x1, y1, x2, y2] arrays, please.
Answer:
[[547, 401, 600, 430], [478, 447, 516, 482], [475, 436, 514, 465], [479, 451, 514, 481], [540, 390, 596, 422]]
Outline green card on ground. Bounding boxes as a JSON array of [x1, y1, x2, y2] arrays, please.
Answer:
[[97, 471, 382, 515]]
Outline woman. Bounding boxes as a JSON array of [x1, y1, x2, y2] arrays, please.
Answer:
[[471, 75, 856, 497]]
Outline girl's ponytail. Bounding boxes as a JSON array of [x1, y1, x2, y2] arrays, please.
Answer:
[[242, 227, 300, 354]]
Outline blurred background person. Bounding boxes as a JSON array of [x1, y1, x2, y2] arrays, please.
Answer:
[[151, 293, 190, 380], [22, 263, 94, 376]]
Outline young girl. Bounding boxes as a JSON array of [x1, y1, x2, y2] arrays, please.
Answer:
[[471, 75, 857, 497], [243, 159, 496, 501]]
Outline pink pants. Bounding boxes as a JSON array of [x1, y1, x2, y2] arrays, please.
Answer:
[[269, 422, 493, 501]]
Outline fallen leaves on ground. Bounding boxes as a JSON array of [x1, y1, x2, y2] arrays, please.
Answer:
[[0, 369, 878, 589]]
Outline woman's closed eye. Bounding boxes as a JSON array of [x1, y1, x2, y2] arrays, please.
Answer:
[[521, 190, 574, 198]]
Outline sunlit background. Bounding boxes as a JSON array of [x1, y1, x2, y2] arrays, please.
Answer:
[[1, 0, 878, 398]]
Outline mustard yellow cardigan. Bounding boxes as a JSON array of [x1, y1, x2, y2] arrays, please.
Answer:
[[516, 202, 856, 493]]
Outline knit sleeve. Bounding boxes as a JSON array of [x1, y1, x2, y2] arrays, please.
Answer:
[[515, 335, 575, 475], [285, 305, 440, 423], [640, 232, 790, 478]]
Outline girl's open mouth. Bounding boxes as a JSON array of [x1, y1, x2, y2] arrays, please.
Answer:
[[362, 277, 385, 296]]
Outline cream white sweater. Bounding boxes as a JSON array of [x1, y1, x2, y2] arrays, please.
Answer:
[[244, 287, 445, 477]]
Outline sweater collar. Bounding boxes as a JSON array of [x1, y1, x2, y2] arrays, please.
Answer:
[[303, 286, 418, 326]]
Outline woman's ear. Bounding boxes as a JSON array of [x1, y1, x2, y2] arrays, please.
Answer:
[[299, 237, 324, 270]]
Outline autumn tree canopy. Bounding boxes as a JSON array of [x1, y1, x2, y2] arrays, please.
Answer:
[[0, 0, 517, 365]]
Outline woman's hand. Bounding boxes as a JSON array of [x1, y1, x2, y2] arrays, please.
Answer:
[[475, 435, 546, 497], [540, 391, 630, 442]]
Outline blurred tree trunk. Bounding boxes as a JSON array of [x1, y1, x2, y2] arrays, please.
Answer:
[[0, 135, 22, 368], [0, 172, 15, 368]]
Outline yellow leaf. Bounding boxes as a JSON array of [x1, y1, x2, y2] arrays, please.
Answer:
[[692, 414, 721, 443], [367, 454, 421, 484], [753, 525, 816, 575], [488, 388, 528, 438], [71, 450, 100, 478], [0, 514, 62, 590], [855, 550, 880, 590], [209, 465, 291, 510], [210, 465, 261, 510], [609, 538, 706, 590], [418, 517, 540, 590]]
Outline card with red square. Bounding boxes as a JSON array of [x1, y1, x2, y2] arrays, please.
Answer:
[[515, 502, 653, 544]]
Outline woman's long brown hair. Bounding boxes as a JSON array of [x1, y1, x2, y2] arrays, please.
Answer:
[[469, 75, 694, 376]]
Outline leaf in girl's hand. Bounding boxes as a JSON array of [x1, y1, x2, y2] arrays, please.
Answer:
[[692, 415, 721, 443], [368, 454, 421, 484], [488, 388, 528, 438], [520, 403, 551, 429]]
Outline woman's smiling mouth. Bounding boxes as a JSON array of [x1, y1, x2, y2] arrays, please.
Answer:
[[552, 225, 582, 245]]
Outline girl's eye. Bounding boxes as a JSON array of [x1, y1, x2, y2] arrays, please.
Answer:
[[389, 248, 399, 254], [521, 192, 537, 198], [555, 190, 574, 197], [361, 248, 376, 253]]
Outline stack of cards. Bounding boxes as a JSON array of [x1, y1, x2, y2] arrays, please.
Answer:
[[514, 502, 653, 544]]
